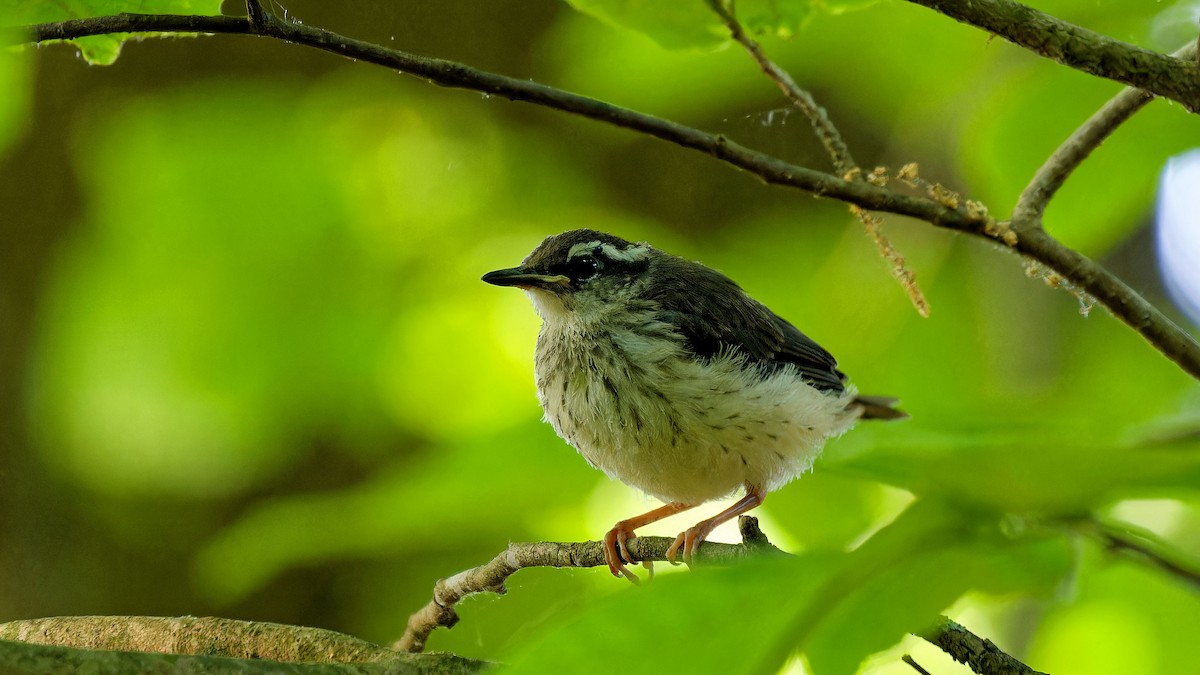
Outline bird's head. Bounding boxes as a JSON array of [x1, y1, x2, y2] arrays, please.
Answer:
[[482, 229, 654, 322]]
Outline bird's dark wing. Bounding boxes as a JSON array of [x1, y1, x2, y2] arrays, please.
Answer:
[[644, 254, 846, 393]]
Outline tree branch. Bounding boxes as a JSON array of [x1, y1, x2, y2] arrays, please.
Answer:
[[396, 518, 1042, 675], [244, 0, 268, 32], [395, 518, 780, 652], [707, 0, 857, 176], [919, 616, 1047, 675], [1084, 518, 1200, 590], [1014, 227, 1200, 377], [903, 0, 1200, 112], [1014, 41, 1200, 227], [709, 0, 930, 316], [12, 11, 1200, 380], [0, 616, 487, 674]]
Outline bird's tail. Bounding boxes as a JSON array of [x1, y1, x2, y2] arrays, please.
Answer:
[[853, 395, 908, 421]]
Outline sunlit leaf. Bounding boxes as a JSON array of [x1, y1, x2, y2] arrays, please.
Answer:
[[1030, 548, 1200, 674], [562, 0, 727, 49], [806, 534, 1070, 674], [499, 554, 839, 674]]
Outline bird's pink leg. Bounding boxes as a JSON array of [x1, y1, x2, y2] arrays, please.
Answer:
[[667, 484, 765, 566], [603, 501, 697, 583]]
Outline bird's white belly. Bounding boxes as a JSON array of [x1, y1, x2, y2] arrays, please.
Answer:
[[535, 325, 860, 504]]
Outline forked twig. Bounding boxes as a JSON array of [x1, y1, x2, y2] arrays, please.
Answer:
[[1014, 41, 1200, 228], [709, 0, 930, 316], [706, 0, 856, 176]]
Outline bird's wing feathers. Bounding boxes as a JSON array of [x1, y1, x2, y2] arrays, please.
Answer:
[[645, 255, 847, 393]]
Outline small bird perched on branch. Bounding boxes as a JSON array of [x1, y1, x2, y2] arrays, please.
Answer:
[[483, 229, 905, 582]]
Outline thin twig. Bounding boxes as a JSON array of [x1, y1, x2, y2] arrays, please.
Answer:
[[854, 205, 931, 317], [1085, 518, 1200, 590], [903, 654, 935, 675], [243, 0, 267, 31], [14, 15, 975, 230], [1014, 40, 1200, 228], [12, 13, 1200, 380], [903, 0, 1200, 111], [709, 0, 931, 315], [395, 517, 780, 652], [707, 0, 856, 176]]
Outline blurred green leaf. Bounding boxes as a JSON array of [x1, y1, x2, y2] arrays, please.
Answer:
[[500, 554, 838, 674], [1030, 546, 1200, 674], [765, 471, 894, 551], [826, 426, 1200, 516], [963, 66, 1197, 255], [806, 532, 1070, 674], [194, 423, 598, 604], [0, 0, 223, 65], [560, 0, 877, 50], [562, 0, 728, 49], [33, 83, 386, 496], [31, 76, 598, 497], [0, 41, 30, 154]]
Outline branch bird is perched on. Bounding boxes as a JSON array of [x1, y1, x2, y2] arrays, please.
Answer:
[[483, 229, 905, 582]]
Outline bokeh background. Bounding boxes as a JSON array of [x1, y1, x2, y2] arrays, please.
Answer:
[[2, 0, 1199, 672]]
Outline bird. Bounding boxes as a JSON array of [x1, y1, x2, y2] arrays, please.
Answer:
[[482, 229, 905, 582]]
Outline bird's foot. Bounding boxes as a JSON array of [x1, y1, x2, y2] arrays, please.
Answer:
[[667, 485, 766, 567], [602, 525, 642, 584], [666, 521, 718, 567]]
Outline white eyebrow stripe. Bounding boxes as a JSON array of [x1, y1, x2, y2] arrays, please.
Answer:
[[600, 243, 650, 262], [567, 241, 651, 263], [567, 241, 603, 259]]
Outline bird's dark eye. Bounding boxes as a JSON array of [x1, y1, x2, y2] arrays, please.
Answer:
[[565, 254, 602, 282]]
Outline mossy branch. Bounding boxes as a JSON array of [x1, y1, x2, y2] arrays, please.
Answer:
[[0, 616, 488, 674]]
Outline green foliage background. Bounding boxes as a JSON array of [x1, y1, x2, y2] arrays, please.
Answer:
[[1, 0, 1198, 673]]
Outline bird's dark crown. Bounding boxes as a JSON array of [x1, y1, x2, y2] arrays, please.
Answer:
[[524, 229, 653, 288]]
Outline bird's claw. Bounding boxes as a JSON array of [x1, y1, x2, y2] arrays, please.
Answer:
[[603, 526, 642, 584], [666, 524, 715, 567]]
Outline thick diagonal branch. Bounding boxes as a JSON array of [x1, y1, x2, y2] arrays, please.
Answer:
[[13, 12, 1200, 379], [920, 617, 1047, 675], [904, 0, 1200, 112]]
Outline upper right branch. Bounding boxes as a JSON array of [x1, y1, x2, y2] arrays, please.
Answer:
[[1014, 40, 1200, 227], [905, 0, 1200, 112]]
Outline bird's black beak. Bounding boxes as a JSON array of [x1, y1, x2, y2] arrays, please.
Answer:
[[482, 266, 570, 291]]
